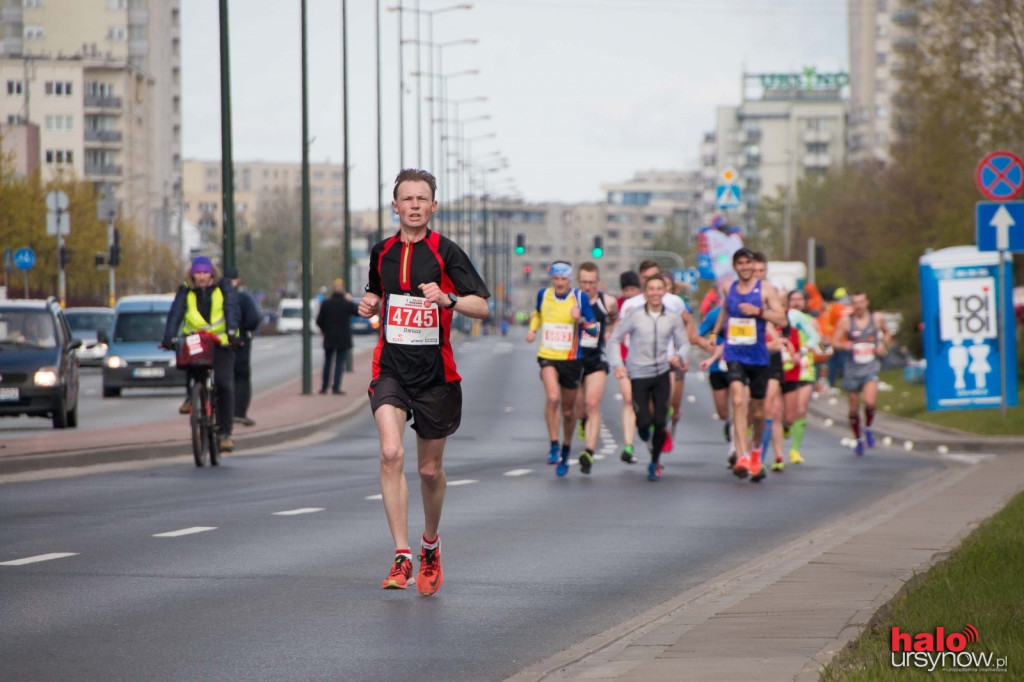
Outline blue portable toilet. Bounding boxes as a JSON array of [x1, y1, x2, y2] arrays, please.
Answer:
[[919, 245, 1017, 411]]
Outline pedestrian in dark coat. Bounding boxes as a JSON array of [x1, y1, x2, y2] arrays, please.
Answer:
[[315, 279, 360, 394], [225, 267, 262, 425]]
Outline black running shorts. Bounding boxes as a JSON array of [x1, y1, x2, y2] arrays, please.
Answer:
[[537, 358, 584, 389], [581, 355, 610, 377], [709, 371, 729, 392], [368, 376, 462, 439], [768, 352, 784, 383], [725, 361, 770, 400]]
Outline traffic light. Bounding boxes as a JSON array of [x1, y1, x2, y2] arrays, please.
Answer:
[[59, 244, 72, 268], [109, 228, 121, 266], [95, 252, 106, 268], [523, 264, 532, 282], [814, 244, 826, 268], [591, 235, 604, 258], [514, 233, 526, 255]]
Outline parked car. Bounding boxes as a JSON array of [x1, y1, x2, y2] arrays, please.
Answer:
[[64, 306, 114, 367], [101, 295, 186, 398], [0, 297, 81, 428], [275, 298, 319, 334]]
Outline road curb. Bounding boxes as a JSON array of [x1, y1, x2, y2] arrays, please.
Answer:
[[0, 394, 370, 477]]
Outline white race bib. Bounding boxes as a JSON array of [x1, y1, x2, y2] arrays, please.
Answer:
[[579, 326, 599, 348], [852, 342, 876, 364], [385, 294, 440, 346], [541, 322, 574, 352], [726, 317, 757, 346]]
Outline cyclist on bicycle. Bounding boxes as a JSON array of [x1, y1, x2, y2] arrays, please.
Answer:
[[162, 255, 242, 452]]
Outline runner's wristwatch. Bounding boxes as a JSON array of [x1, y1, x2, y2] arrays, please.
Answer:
[[445, 293, 458, 309]]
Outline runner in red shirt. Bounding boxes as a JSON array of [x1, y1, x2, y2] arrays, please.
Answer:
[[359, 169, 490, 596]]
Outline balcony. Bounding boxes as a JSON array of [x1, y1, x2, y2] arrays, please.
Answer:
[[745, 151, 761, 166], [1, 7, 23, 23], [84, 129, 123, 144], [0, 37, 22, 55], [802, 153, 832, 169], [892, 10, 919, 26], [84, 95, 123, 110], [802, 129, 832, 143], [85, 163, 122, 178], [893, 37, 918, 52], [128, 7, 149, 25]]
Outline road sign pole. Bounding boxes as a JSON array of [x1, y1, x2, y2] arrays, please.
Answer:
[[57, 207, 65, 307], [999, 253, 1007, 418], [22, 269, 28, 298]]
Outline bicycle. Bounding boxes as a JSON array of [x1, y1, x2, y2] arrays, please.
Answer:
[[172, 332, 222, 467]]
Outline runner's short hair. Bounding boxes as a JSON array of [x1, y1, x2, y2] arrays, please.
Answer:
[[752, 251, 768, 264], [637, 259, 659, 273], [393, 168, 437, 200], [578, 262, 599, 276]]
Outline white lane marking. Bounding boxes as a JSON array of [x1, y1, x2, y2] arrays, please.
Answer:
[[447, 479, 478, 486], [0, 552, 78, 566], [504, 406, 515, 413], [365, 494, 383, 501], [273, 507, 326, 516], [504, 469, 532, 477], [153, 526, 217, 538], [594, 454, 606, 461], [941, 453, 996, 465]]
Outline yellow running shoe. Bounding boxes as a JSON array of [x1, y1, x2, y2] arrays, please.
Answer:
[[789, 448, 805, 465], [771, 455, 785, 472]]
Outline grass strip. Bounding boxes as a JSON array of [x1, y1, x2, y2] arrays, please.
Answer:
[[822, 489, 1024, 681]]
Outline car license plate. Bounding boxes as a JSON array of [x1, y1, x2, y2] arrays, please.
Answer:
[[0, 387, 19, 401], [133, 367, 165, 378]]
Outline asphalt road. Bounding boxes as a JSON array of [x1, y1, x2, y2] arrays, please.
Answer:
[[0, 332, 377, 437], [0, 334, 943, 681]]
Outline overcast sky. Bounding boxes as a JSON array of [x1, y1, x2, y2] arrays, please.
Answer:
[[181, 0, 849, 210]]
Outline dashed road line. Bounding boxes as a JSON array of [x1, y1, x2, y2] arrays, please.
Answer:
[[273, 507, 326, 516], [365, 494, 383, 501], [152, 526, 217, 538], [504, 469, 532, 477], [447, 479, 478, 486], [0, 552, 78, 566]]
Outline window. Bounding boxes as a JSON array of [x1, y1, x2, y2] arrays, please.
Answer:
[[313, 170, 324, 179], [806, 142, 828, 155], [24, 0, 45, 7], [876, 78, 887, 93], [24, 25, 44, 40], [107, 0, 127, 9], [876, 24, 887, 38], [876, 52, 887, 66], [44, 81, 73, 97], [6, 80, 23, 95], [205, 166, 218, 178], [107, 26, 127, 41], [205, 184, 219, 193], [876, 105, 887, 119]]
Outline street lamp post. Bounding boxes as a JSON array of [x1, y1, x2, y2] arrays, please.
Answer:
[[427, 93, 486, 236], [389, 3, 472, 171]]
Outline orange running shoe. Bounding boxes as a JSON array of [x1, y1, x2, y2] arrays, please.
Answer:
[[733, 454, 751, 478], [381, 555, 412, 590], [416, 542, 443, 596]]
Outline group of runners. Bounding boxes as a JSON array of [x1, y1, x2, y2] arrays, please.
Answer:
[[358, 168, 890, 595], [523, 247, 893, 483]]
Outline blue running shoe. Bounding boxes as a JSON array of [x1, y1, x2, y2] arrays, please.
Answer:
[[556, 452, 570, 477], [547, 443, 560, 464], [647, 461, 660, 481], [865, 428, 876, 448], [855, 439, 865, 457]]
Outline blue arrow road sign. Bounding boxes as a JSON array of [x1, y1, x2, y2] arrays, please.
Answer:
[[716, 184, 741, 209], [14, 248, 35, 271], [976, 201, 1024, 252]]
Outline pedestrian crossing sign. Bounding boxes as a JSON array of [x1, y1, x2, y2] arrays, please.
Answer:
[[716, 184, 742, 209]]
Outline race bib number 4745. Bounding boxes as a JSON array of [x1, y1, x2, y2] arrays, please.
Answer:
[[385, 294, 440, 345]]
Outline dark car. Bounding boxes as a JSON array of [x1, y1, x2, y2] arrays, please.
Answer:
[[0, 297, 81, 428], [64, 306, 114, 367]]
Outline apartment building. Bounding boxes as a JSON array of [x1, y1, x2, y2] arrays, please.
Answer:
[[847, 0, 918, 163], [701, 70, 848, 242], [181, 159, 348, 244], [0, 0, 181, 244]]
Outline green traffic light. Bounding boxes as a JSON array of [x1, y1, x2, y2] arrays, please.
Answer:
[[591, 248, 603, 258], [515, 246, 525, 255]]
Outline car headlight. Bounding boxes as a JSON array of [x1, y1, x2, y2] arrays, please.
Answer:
[[34, 367, 59, 387], [106, 355, 128, 369]]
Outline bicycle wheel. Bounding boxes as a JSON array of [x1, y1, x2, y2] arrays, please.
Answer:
[[191, 381, 208, 467], [207, 384, 221, 467]]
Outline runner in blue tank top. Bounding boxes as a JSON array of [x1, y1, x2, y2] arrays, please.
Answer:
[[708, 247, 787, 481]]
